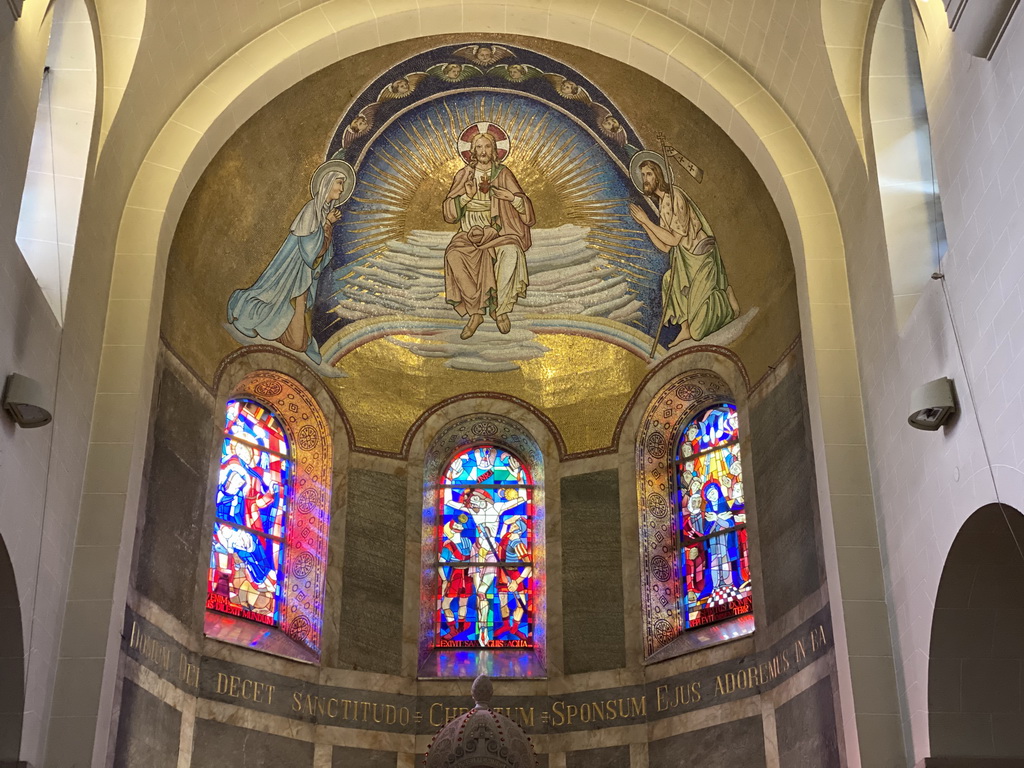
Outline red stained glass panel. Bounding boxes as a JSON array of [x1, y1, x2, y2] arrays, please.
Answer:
[[207, 398, 289, 627], [436, 446, 534, 648], [676, 403, 752, 630]]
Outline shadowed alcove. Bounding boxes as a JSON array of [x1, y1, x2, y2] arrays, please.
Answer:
[[0, 533, 24, 764], [929, 503, 1024, 764]]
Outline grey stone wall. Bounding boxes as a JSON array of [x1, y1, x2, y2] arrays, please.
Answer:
[[332, 746, 396, 766], [112, 680, 180, 768], [748, 359, 824, 624], [336, 469, 406, 674], [560, 470, 625, 675], [191, 719, 313, 766], [776, 677, 840, 768], [565, 745, 629, 768], [648, 716, 766, 768], [135, 358, 213, 630]]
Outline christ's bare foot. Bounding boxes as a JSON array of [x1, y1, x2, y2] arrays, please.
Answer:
[[461, 314, 484, 339], [668, 322, 691, 348], [495, 313, 511, 334]]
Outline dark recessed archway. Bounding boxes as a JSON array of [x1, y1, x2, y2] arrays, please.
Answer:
[[0, 533, 24, 763], [929, 503, 1024, 763]]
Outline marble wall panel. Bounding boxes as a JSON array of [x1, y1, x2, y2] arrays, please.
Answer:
[[560, 471, 625, 675], [565, 745, 629, 768], [337, 469, 406, 674], [775, 677, 840, 768], [648, 715, 765, 768], [112, 679, 180, 768], [332, 745, 397, 767], [748, 359, 823, 624], [191, 718, 314, 766], [135, 360, 214, 631]]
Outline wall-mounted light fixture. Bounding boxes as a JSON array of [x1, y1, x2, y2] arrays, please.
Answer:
[[908, 377, 957, 431], [2, 373, 53, 428]]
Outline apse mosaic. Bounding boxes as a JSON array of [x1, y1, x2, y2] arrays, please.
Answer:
[[166, 35, 799, 455], [222, 41, 756, 374], [436, 446, 535, 648]]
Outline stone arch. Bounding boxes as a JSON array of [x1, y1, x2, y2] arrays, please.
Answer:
[[0, 533, 23, 762], [70, 3, 888, 763], [928, 503, 1024, 760], [821, 0, 876, 162], [93, 0, 146, 159]]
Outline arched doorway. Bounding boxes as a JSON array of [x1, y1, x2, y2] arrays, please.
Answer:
[[0, 534, 24, 763], [929, 504, 1024, 761]]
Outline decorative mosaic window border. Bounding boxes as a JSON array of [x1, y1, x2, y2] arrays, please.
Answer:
[[205, 370, 332, 659]]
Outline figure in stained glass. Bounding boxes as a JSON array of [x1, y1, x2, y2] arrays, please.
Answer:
[[439, 512, 474, 635], [436, 446, 534, 648], [675, 403, 752, 629], [208, 399, 290, 626]]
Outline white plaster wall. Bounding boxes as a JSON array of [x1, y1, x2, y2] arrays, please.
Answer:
[[0, 2, 94, 765], [854, 2, 1024, 763]]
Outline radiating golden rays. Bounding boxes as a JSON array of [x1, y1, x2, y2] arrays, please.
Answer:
[[341, 93, 652, 287]]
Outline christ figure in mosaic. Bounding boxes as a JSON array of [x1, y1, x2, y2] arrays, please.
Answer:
[[442, 124, 535, 340]]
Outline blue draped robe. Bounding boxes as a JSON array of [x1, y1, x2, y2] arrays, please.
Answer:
[[227, 215, 331, 364]]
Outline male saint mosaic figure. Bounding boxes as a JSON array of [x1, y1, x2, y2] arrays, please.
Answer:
[[443, 126, 535, 339], [629, 153, 739, 346]]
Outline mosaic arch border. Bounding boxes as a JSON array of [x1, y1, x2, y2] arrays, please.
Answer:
[[418, 412, 547, 678], [87, 5, 889, 763], [222, 369, 333, 655], [213, 344, 355, 450]]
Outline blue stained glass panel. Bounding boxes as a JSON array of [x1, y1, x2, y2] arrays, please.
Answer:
[[216, 438, 289, 539], [208, 524, 284, 626], [683, 529, 752, 628], [676, 402, 752, 630], [677, 444, 744, 540], [208, 398, 290, 627], [225, 399, 289, 455], [436, 445, 534, 649], [678, 403, 740, 457], [442, 446, 530, 486]]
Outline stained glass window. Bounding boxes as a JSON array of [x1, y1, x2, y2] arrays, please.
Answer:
[[436, 446, 534, 649], [675, 403, 752, 629], [207, 399, 290, 627]]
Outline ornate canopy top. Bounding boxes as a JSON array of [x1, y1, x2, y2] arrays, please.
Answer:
[[424, 676, 536, 768]]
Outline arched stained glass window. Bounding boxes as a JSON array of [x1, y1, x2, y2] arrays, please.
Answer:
[[207, 399, 290, 626], [436, 445, 535, 648], [675, 403, 752, 629]]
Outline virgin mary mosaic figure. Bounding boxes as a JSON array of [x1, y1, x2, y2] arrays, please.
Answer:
[[227, 160, 355, 364]]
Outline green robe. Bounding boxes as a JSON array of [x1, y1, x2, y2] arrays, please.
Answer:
[[658, 186, 735, 341]]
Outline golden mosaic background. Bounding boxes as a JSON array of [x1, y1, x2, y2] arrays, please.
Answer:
[[163, 35, 799, 455]]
